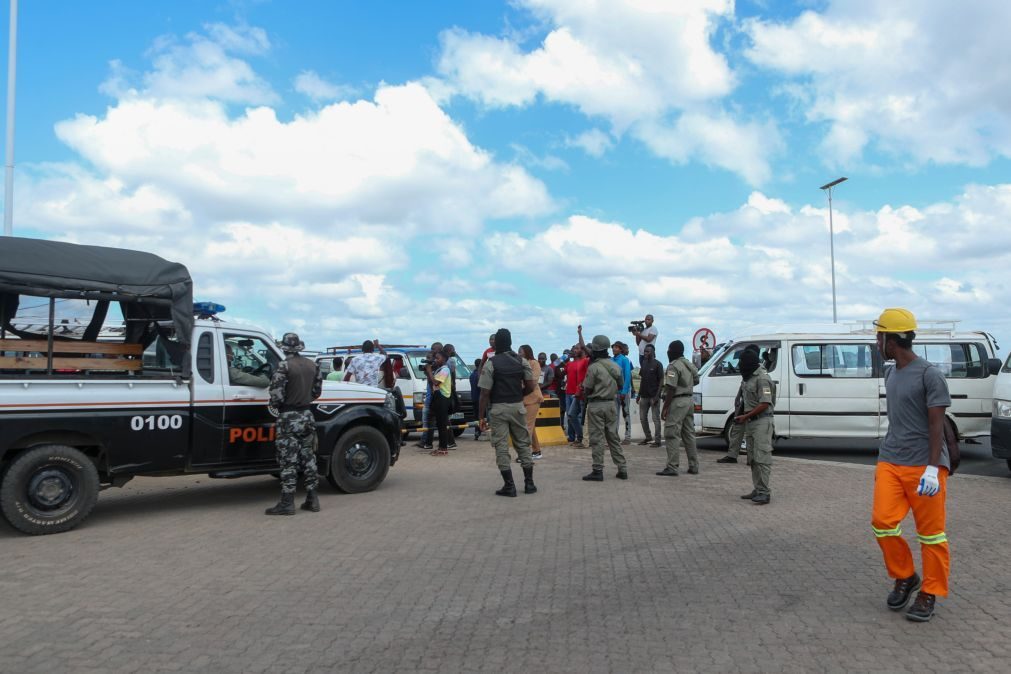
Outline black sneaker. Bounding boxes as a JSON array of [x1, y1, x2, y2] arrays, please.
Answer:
[[905, 591, 935, 622], [887, 573, 921, 611], [740, 490, 757, 499], [416, 443, 433, 450], [751, 493, 771, 505], [637, 439, 652, 446], [655, 467, 679, 476], [716, 456, 738, 464], [447, 442, 458, 450]]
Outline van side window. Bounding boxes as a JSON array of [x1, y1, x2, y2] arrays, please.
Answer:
[[912, 343, 986, 379], [711, 344, 779, 376], [792, 344, 874, 378]]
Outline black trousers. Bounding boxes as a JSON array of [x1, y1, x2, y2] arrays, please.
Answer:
[[430, 393, 452, 449]]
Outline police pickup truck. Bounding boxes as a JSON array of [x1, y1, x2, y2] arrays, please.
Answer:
[[0, 238, 401, 535]]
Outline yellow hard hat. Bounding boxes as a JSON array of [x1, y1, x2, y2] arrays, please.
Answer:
[[873, 308, 917, 333]]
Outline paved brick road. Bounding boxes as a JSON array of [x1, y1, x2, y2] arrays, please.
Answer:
[[2, 438, 1009, 673]]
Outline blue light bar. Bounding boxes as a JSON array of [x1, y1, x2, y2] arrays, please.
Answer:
[[194, 301, 226, 317]]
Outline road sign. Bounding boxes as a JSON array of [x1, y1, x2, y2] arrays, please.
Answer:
[[693, 328, 715, 352]]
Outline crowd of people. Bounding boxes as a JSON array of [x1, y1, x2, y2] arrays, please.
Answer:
[[268, 307, 952, 623]]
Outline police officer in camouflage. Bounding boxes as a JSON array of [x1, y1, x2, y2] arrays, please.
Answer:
[[656, 340, 700, 477], [736, 348, 776, 505], [265, 332, 324, 516], [478, 328, 538, 497], [581, 334, 628, 481]]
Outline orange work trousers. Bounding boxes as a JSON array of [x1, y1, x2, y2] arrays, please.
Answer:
[[871, 462, 950, 596]]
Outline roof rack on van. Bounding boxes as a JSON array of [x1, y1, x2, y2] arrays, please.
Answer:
[[848, 319, 960, 336], [325, 344, 425, 354]]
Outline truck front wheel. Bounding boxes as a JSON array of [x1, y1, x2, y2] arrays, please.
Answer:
[[326, 426, 391, 493], [0, 445, 100, 535]]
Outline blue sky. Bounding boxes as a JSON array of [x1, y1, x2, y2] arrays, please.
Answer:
[[4, 0, 1011, 359]]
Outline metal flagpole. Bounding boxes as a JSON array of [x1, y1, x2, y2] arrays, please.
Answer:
[[3, 0, 18, 236]]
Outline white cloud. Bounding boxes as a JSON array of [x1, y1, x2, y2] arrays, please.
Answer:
[[566, 128, 613, 157], [293, 70, 357, 102], [435, 0, 779, 184], [118, 24, 279, 104], [746, 1, 1011, 166], [50, 81, 552, 235]]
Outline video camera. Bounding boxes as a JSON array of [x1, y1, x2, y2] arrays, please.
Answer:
[[628, 320, 646, 333]]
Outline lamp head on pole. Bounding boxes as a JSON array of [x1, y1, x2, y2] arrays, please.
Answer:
[[819, 176, 847, 191]]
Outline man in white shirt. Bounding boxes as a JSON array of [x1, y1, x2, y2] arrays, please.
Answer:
[[633, 314, 658, 367], [343, 340, 388, 388]]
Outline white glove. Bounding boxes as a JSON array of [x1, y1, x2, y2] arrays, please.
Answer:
[[917, 465, 940, 497]]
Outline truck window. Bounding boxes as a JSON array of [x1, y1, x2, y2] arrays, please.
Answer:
[[224, 334, 279, 384], [792, 343, 874, 378], [196, 332, 214, 382]]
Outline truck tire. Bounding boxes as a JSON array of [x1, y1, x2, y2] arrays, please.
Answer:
[[0, 445, 100, 535], [326, 425, 390, 494]]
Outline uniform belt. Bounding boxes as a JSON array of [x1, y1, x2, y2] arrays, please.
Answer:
[[672, 393, 691, 398], [279, 404, 311, 413], [745, 410, 774, 418], [588, 397, 612, 403]]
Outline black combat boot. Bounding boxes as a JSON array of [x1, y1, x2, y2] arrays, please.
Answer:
[[265, 492, 295, 516], [496, 469, 517, 497], [582, 467, 604, 481], [300, 489, 320, 512], [616, 467, 628, 480], [522, 465, 537, 494]]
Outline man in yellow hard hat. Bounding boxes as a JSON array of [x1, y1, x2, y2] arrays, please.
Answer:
[[871, 308, 952, 622]]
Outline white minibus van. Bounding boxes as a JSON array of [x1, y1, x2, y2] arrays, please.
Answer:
[[989, 354, 1011, 472], [694, 322, 1000, 446]]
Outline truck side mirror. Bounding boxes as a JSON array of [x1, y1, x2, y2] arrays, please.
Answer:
[[987, 358, 1002, 376]]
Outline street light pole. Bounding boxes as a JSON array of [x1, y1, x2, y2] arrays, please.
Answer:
[[3, 0, 17, 237], [819, 176, 847, 323]]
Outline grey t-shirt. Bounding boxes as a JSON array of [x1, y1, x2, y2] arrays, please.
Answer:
[[879, 357, 951, 469]]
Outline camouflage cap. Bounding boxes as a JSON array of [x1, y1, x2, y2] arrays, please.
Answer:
[[590, 334, 611, 352], [280, 332, 304, 353]]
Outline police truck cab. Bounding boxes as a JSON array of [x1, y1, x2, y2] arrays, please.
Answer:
[[0, 238, 401, 535]]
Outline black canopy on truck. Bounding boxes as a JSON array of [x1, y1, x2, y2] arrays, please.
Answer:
[[0, 237, 194, 354]]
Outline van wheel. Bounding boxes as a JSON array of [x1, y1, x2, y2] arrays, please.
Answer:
[[1006, 459, 1011, 473], [0, 445, 99, 535], [326, 426, 391, 494], [722, 419, 734, 449], [453, 427, 466, 438]]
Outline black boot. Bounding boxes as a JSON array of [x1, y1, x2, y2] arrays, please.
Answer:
[[496, 469, 517, 497], [616, 468, 628, 480], [887, 573, 921, 610], [265, 492, 295, 516], [582, 467, 604, 481], [523, 465, 537, 494], [300, 489, 320, 512]]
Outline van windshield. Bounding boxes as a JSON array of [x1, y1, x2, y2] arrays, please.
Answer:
[[406, 353, 471, 378]]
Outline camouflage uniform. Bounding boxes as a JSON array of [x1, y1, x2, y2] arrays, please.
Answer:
[[269, 357, 324, 495]]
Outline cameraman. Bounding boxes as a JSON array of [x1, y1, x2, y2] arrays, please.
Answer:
[[632, 314, 658, 366]]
